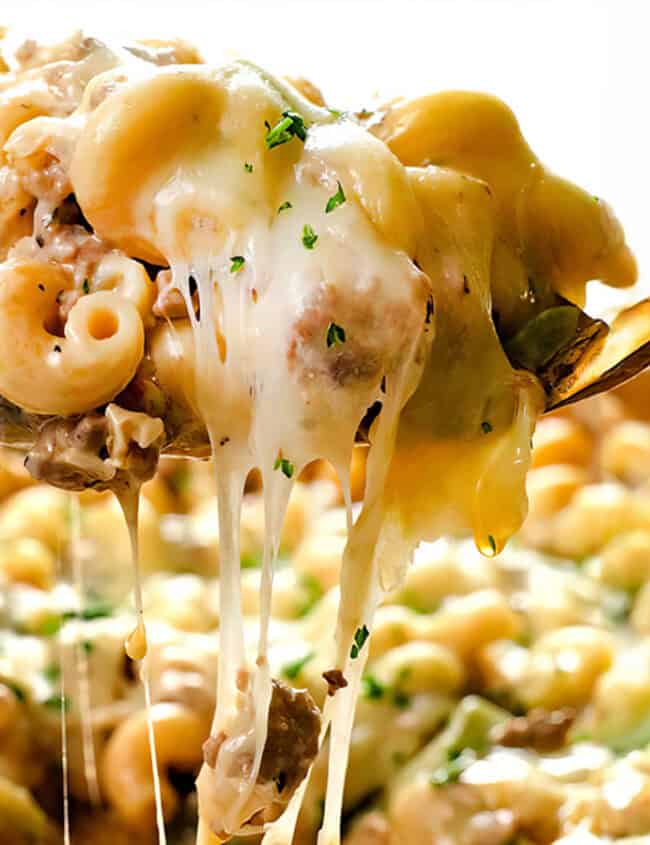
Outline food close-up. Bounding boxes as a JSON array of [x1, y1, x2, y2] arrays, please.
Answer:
[[0, 18, 649, 845]]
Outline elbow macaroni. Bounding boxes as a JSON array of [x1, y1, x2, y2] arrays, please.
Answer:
[[101, 702, 207, 829], [0, 259, 144, 415]]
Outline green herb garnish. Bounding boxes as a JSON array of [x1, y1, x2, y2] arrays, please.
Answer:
[[282, 651, 315, 680], [278, 201, 292, 213], [362, 674, 385, 700], [325, 181, 346, 213], [302, 224, 318, 250], [244, 162, 253, 173], [274, 456, 295, 479], [38, 616, 63, 637], [230, 255, 245, 273], [61, 602, 113, 625], [326, 322, 346, 348], [297, 574, 323, 618], [393, 689, 411, 709], [82, 279, 89, 294], [241, 552, 262, 570], [488, 535, 497, 554], [43, 694, 69, 712], [5, 681, 25, 702], [350, 624, 370, 659], [81, 640, 94, 656], [43, 664, 60, 683], [265, 111, 307, 149]]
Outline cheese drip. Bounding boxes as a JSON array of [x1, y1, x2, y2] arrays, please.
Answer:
[[118, 488, 167, 845], [64, 59, 636, 845], [68, 495, 101, 807]]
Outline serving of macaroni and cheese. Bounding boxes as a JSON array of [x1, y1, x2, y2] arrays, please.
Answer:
[[0, 27, 649, 845]]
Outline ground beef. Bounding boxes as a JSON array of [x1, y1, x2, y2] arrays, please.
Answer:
[[24, 412, 159, 492], [259, 679, 321, 798], [491, 707, 576, 753], [322, 669, 348, 697]]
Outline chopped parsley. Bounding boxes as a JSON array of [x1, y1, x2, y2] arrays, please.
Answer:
[[244, 162, 253, 173], [297, 574, 323, 617], [264, 110, 307, 149], [326, 322, 346, 348], [82, 279, 89, 294], [43, 664, 61, 683], [37, 616, 63, 637], [230, 255, 245, 273], [274, 455, 295, 479], [361, 674, 385, 700], [278, 201, 292, 213], [81, 601, 113, 620], [5, 681, 25, 702], [481, 420, 493, 434], [282, 651, 315, 680], [325, 181, 346, 213], [241, 552, 262, 570], [350, 624, 370, 659], [81, 640, 94, 656], [392, 689, 411, 709], [302, 224, 318, 250], [430, 748, 477, 787], [62, 601, 113, 623], [43, 694, 69, 712], [488, 534, 497, 554], [328, 108, 344, 118]]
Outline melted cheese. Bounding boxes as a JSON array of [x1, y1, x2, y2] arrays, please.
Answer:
[[119, 489, 168, 844], [0, 45, 637, 845], [68, 495, 101, 807], [70, 61, 432, 842]]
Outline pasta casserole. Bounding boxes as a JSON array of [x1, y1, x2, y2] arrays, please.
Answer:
[[0, 29, 648, 845]]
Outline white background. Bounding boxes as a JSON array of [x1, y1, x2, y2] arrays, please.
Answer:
[[3, 0, 649, 298]]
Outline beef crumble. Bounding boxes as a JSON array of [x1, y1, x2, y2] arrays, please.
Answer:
[[322, 669, 348, 697], [259, 679, 321, 798], [490, 707, 576, 753], [24, 411, 161, 492]]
